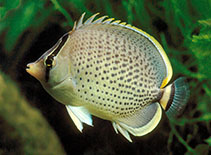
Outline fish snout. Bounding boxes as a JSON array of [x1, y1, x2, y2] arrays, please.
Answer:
[[26, 63, 31, 71], [26, 61, 45, 81]]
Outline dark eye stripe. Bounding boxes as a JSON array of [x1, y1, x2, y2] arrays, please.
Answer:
[[51, 33, 69, 57], [45, 33, 69, 82]]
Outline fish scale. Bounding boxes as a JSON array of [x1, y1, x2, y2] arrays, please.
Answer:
[[26, 13, 189, 142], [69, 24, 163, 118]]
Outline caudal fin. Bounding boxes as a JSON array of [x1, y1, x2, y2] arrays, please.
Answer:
[[159, 77, 190, 118]]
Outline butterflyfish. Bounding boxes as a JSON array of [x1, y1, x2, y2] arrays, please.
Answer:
[[26, 13, 189, 142]]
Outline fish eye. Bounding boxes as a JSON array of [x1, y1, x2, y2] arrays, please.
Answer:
[[44, 56, 56, 68]]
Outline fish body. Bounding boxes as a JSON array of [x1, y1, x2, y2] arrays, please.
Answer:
[[26, 13, 189, 142]]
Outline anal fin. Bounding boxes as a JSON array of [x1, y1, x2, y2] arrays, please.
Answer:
[[112, 122, 132, 142], [66, 105, 93, 132], [112, 102, 162, 142]]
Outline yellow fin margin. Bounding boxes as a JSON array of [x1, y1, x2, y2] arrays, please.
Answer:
[[122, 24, 173, 88]]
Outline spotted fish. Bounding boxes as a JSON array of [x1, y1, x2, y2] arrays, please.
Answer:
[[26, 13, 189, 142]]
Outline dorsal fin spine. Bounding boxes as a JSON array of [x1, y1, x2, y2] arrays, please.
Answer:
[[103, 18, 115, 24], [112, 20, 121, 24], [76, 13, 86, 29], [72, 21, 77, 30], [120, 22, 126, 26], [84, 12, 100, 25], [92, 15, 108, 24]]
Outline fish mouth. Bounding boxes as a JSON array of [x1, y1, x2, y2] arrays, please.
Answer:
[[26, 63, 30, 69]]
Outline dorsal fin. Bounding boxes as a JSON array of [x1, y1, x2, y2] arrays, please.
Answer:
[[119, 22, 127, 26], [84, 13, 100, 25], [92, 15, 108, 24], [76, 12, 86, 29], [73, 13, 173, 86], [112, 20, 121, 25], [72, 21, 77, 30], [103, 18, 115, 24]]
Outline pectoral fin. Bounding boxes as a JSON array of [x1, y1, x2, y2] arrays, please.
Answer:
[[112, 102, 162, 142], [66, 105, 93, 132]]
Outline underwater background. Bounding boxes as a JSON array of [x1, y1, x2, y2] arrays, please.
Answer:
[[0, 0, 210, 154]]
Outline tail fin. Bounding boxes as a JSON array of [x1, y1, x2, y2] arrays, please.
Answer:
[[159, 77, 190, 118]]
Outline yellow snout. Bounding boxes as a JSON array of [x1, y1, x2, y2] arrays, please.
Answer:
[[26, 60, 45, 82]]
